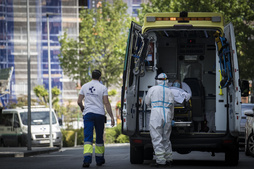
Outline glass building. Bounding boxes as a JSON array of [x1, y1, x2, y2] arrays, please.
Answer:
[[0, 0, 87, 107], [0, 0, 146, 107]]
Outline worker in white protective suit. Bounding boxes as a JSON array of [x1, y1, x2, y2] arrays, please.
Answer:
[[145, 73, 174, 167]]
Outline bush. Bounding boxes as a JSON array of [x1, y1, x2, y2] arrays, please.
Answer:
[[61, 123, 129, 147], [116, 134, 129, 143], [62, 128, 84, 147], [104, 128, 116, 144]]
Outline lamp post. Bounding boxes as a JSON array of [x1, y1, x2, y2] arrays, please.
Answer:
[[46, 13, 53, 147], [46, 12, 61, 147], [26, 0, 32, 151]]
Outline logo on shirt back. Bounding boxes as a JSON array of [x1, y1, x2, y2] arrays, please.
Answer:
[[89, 86, 96, 93]]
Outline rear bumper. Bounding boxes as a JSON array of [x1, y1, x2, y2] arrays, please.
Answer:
[[130, 132, 238, 153]]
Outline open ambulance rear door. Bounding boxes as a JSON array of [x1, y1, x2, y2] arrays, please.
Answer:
[[224, 22, 241, 136], [121, 21, 144, 136]]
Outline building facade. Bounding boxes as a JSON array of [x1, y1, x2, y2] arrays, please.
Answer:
[[0, 0, 146, 107]]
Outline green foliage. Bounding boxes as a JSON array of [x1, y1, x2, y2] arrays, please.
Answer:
[[33, 85, 61, 113], [59, 100, 81, 130], [104, 128, 117, 144], [61, 123, 129, 147], [108, 89, 117, 96], [114, 123, 122, 137], [116, 101, 121, 109], [6, 95, 37, 108], [138, 0, 254, 80], [62, 129, 84, 147], [59, 0, 132, 87], [116, 134, 129, 143]]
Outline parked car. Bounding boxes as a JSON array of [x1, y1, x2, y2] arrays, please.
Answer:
[[244, 108, 254, 157], [240, 103, 254, 147]]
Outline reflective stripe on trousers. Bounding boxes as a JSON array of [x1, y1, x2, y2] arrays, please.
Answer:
[[83, 142, 93, 156], [95, 143, 105, 157]]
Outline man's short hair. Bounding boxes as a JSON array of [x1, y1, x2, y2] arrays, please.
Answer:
[[92, 70, 101, 80]]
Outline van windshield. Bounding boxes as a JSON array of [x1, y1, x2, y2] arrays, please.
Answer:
[[20, 111, 57, 125]]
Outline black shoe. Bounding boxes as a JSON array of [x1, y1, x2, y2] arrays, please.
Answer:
[[150, 163, 167, 168], [166, 161, 172, 167], [82, 163, 90, 168], [96, 161, 105, 166]]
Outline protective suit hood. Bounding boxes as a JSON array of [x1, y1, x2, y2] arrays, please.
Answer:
[[156, 73, 168, 86]]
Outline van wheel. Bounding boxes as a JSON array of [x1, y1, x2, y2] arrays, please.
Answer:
[[0, 139, 3, 147], [225, 144, 239, 166], [1, 139, 6, 147], [130, 145, 144, 164], [245, 133, 254, 157]]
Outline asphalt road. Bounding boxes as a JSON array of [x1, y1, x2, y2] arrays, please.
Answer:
[[0, 144, 253, 169]]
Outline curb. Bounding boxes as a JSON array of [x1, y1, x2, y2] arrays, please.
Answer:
[[0, 147, 60, 158]]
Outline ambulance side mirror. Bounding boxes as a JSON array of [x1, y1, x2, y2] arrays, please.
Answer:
[[240, 79, 249, 97], [58, 118, 63, 126]]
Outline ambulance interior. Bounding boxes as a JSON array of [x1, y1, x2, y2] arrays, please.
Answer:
[[139, 29, 219, 134]]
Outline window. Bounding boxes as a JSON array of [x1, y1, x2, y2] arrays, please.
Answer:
[[0, 114, 12, 126], [20, 111, 57, 125], [132, 0, 142, 4]]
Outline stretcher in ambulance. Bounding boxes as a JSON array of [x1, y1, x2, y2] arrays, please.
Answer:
[[121, 12, 249, 166]]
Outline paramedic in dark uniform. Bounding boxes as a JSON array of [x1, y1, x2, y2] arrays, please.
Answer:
[[145, 73, 174, 167], [77, 70, 115, 168]]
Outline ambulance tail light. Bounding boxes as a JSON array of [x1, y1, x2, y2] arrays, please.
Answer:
[[132, 139, 143, 144], [223, 140, 233, 144]]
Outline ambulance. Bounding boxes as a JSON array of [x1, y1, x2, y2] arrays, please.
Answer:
[[0, 106, 62, 147], [121, 12, 249, 166]]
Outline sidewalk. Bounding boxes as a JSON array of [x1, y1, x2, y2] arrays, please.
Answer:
[[0, 147, 60, 158]]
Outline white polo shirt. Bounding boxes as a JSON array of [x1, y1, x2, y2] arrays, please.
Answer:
[[79, 80, 108, 116]]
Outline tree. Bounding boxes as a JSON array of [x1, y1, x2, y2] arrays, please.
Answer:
[[6, 95, 37, 108], [33, 85, 61, 112], [138, 0, 254, 80], [59, 0, 132, 87]]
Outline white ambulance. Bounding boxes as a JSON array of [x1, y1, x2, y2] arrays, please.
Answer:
[[121, 12, 249, 166], [0, 106, 62, 147]]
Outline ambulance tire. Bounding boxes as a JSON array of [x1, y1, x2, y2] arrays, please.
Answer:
[[225, 144, 239, 166], [130, 145, 144, 164]]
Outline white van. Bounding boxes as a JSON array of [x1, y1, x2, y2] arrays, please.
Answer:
[[0, 107, 62, 147], [121, 12, 249, 166]]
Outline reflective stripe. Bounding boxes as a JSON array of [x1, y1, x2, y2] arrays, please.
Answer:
[[84, 141, 92, 145], [95, 153, 104, 156], [165, 152, 173, 161], [83, 143, 93, 155], [95, 144, 105, 156], [96, 143, 104, 147], [152, 100, 171, 104], [153, 106, 170, 109], [83, 153, 92, 156], [162, 74, 166, 127]]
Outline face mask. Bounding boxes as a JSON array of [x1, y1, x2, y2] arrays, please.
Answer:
[[173, 82, 180, 88]]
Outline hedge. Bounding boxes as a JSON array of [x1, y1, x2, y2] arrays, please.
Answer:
[[61, 123, 129, 147]]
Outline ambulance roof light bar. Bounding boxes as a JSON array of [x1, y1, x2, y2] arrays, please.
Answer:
[[146, 16, 221, 22]]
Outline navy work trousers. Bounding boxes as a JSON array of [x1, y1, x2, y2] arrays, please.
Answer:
[[83, 113, 105, 164]]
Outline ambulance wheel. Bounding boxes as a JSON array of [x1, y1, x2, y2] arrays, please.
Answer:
[[225, 144, 239, 166], [130, 145, 144, 164]]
